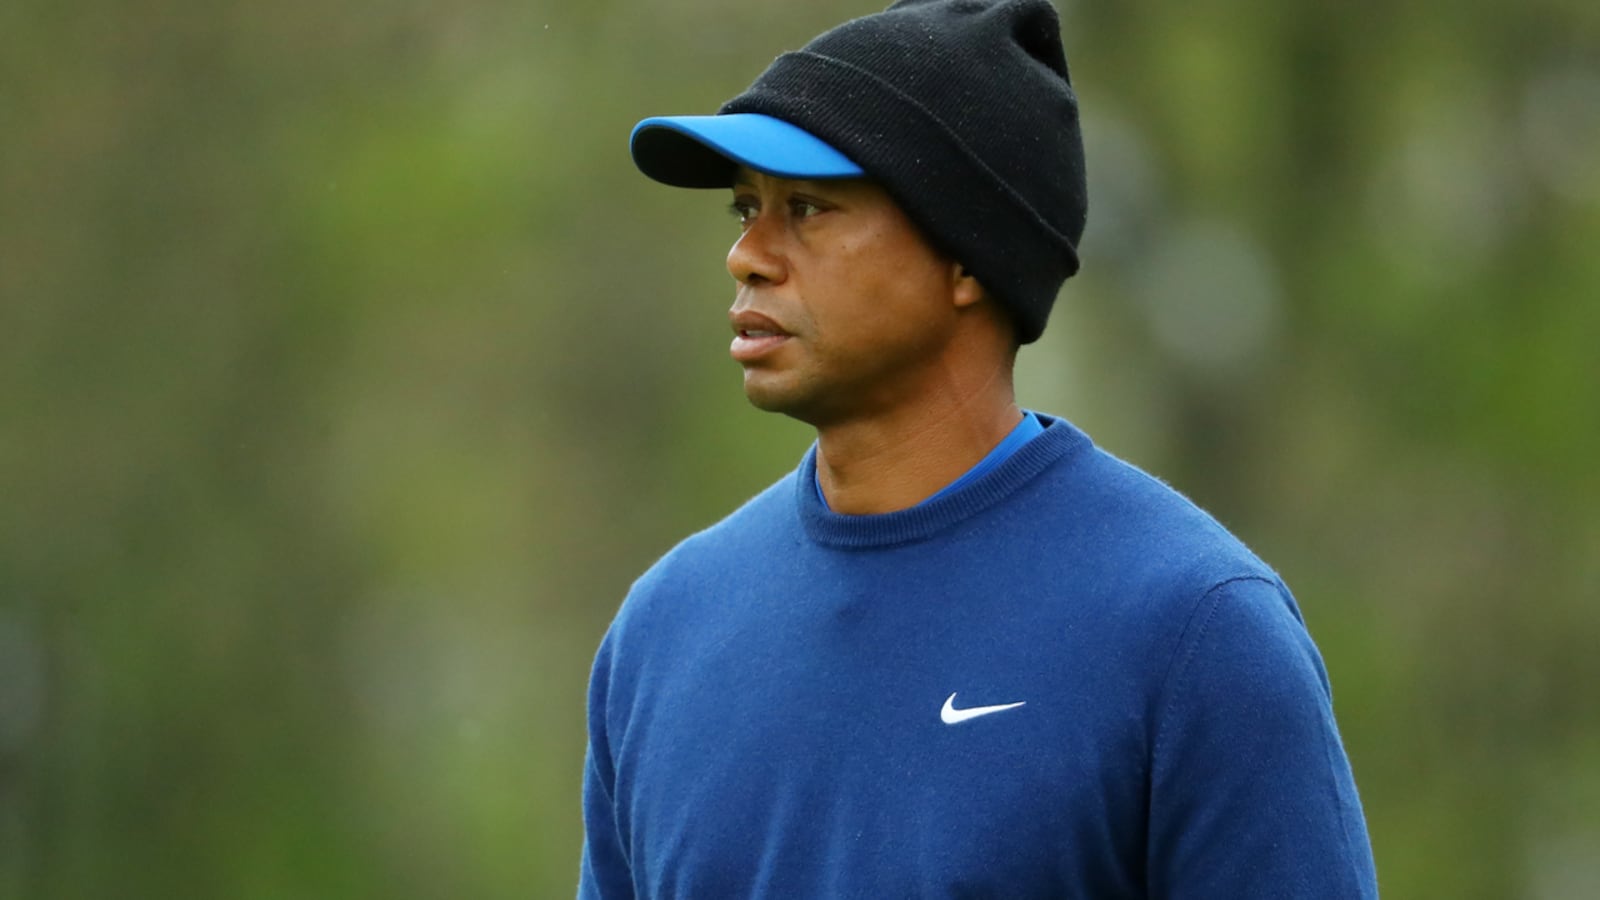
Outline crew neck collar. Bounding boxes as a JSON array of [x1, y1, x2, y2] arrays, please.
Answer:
[[795, 414, 1090, 549]]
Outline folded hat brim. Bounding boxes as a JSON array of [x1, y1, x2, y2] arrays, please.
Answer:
[[630, 114, 864, 188]]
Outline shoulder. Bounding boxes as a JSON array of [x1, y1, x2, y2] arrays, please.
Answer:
[[590, 467, 800, 708], [1004, 418, 1298, 672], [1028, 424, 1279, 596], [603, 467, 800, 643], [1032, 438, 1335, 756], [640, 468, 799, 590]]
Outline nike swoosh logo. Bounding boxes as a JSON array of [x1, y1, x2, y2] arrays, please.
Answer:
[[940, 692, 1026, 725]]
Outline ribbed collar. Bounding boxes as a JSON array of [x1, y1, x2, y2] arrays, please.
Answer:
[[795, 414, 1090, 549]]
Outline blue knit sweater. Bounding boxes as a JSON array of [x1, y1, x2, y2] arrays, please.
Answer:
[[580, 415, 1377, 898]]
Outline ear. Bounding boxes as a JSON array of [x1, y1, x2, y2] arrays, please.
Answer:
[[951, 263, 986, 309]]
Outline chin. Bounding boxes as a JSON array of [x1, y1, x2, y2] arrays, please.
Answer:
[[743, 384, 803, 416], [742, 373, 826, 424]]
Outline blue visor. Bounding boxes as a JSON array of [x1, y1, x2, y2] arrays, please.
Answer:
[[630, 114, 865, 188]]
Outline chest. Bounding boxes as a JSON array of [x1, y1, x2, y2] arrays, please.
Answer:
[[612, 583, 1153, 897]]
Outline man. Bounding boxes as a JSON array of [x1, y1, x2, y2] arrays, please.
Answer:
[[580, 0, 1379, 896]]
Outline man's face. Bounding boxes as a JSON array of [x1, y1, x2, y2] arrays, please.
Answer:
[[725, 169, 973, 426]]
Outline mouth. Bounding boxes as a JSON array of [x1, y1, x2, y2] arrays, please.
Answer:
[[729, 309, 792, 363]]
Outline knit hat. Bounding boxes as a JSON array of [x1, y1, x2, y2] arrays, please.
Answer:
[[630, 0, 1086, 344]]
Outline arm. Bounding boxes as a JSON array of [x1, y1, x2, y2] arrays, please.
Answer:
[[1147, 577, 1378, 898], [577, 634, 634, 899], [578, 745, 633, 899]]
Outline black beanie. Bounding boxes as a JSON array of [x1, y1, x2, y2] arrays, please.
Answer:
[[719, 0, 1087, 344]]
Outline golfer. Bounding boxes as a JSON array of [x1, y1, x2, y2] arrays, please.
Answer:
[[580, 0, 1379, 896]]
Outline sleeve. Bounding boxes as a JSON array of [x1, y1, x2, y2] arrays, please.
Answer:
[[1147, 577, 1379, 899], [577, 632, 635, 899]]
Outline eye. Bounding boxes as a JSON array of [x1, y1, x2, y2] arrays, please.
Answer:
[[727, 197, 758, 227], [789, 198, 823, 219]]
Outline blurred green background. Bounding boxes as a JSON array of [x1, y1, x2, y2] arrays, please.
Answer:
[[3, 0, 1597, 896]]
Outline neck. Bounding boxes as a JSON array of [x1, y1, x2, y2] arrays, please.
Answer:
[[813, 366, 1020, 515]]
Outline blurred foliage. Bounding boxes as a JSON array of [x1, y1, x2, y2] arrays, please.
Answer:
[[2, 0, 1597, 896]]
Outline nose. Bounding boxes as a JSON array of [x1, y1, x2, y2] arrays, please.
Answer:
[[726, 214, 786, 286]]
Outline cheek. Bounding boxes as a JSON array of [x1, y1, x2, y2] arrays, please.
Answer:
[[856, 240, 954, 321], [815, 255, 953, 355], [795, 212, 955, 346]]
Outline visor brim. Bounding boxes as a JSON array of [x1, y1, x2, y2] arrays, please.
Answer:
[[629, 114, 865, 188]]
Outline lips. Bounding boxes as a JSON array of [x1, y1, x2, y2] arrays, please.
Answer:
[[729, 308, 792, 363]]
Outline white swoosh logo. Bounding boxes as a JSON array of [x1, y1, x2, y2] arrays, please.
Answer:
[[940, 692, 1026, 725]]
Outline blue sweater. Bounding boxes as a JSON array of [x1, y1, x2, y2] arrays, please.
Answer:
[[580, 415, 1377, 898]]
